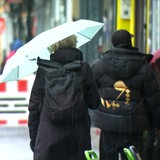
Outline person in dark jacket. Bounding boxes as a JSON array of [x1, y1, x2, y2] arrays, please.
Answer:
[[91, 29, 160, 160], [28, 35, 101, 160]]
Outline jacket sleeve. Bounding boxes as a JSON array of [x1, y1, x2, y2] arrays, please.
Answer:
[[91, 59, 105, 87], [83, 63, 101, 110], [143, 63, 160, 128], [28, 68, 45, 151]]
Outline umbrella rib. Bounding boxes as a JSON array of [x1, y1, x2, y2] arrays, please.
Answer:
[[77, 32, 91, 40]]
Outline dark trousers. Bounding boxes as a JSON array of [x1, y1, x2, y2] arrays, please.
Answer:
[[99, 130, 144, 160], [143, 129, 160, 160]]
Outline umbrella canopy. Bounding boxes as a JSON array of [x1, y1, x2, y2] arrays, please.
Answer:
[[150, 49, 160, 77], [150, 49, 160, 64], [0, 19, 103, 82]]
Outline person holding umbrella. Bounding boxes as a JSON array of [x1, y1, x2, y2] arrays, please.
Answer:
[[91, 29, 160, 160], [28, 35, 101, 160]]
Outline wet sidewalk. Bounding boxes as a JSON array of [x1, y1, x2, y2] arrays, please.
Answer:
[[91, 127, 100, 155]]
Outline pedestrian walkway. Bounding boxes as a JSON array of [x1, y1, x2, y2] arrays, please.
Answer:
[[91, 127, 100, 156]]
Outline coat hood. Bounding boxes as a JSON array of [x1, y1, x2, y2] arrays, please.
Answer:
[[101, 48, 152, 80], [50, 47, 83, 63], [37, 48, 83, 72]]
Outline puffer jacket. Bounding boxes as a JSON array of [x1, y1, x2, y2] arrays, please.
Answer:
[[91, 47, 160, 134]]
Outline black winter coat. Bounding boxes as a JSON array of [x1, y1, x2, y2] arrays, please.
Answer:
[[91, 47, 160, 134], [28, 48, 100, 160]]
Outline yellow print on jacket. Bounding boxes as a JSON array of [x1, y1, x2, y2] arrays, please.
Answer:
[[101, 81, 130, 109]]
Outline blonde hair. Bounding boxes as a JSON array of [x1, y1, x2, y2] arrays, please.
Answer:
[[49, 35, 77, 53]]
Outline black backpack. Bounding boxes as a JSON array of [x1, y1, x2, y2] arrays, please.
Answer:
[[43, 60, 88, 123]]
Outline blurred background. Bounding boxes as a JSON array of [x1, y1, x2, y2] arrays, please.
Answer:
[[0, 0, 160, 159]]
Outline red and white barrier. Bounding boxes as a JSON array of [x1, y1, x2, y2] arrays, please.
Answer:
[[0, 74, 35, 127]]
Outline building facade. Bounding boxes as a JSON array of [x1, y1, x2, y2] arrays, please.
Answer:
[[0, 0, 160, 67]]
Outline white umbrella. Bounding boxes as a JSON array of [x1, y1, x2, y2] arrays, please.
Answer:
[[0, 19, 104, 82]]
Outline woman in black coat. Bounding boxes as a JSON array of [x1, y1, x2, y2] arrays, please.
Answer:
[[28, 35, 100, 160]]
